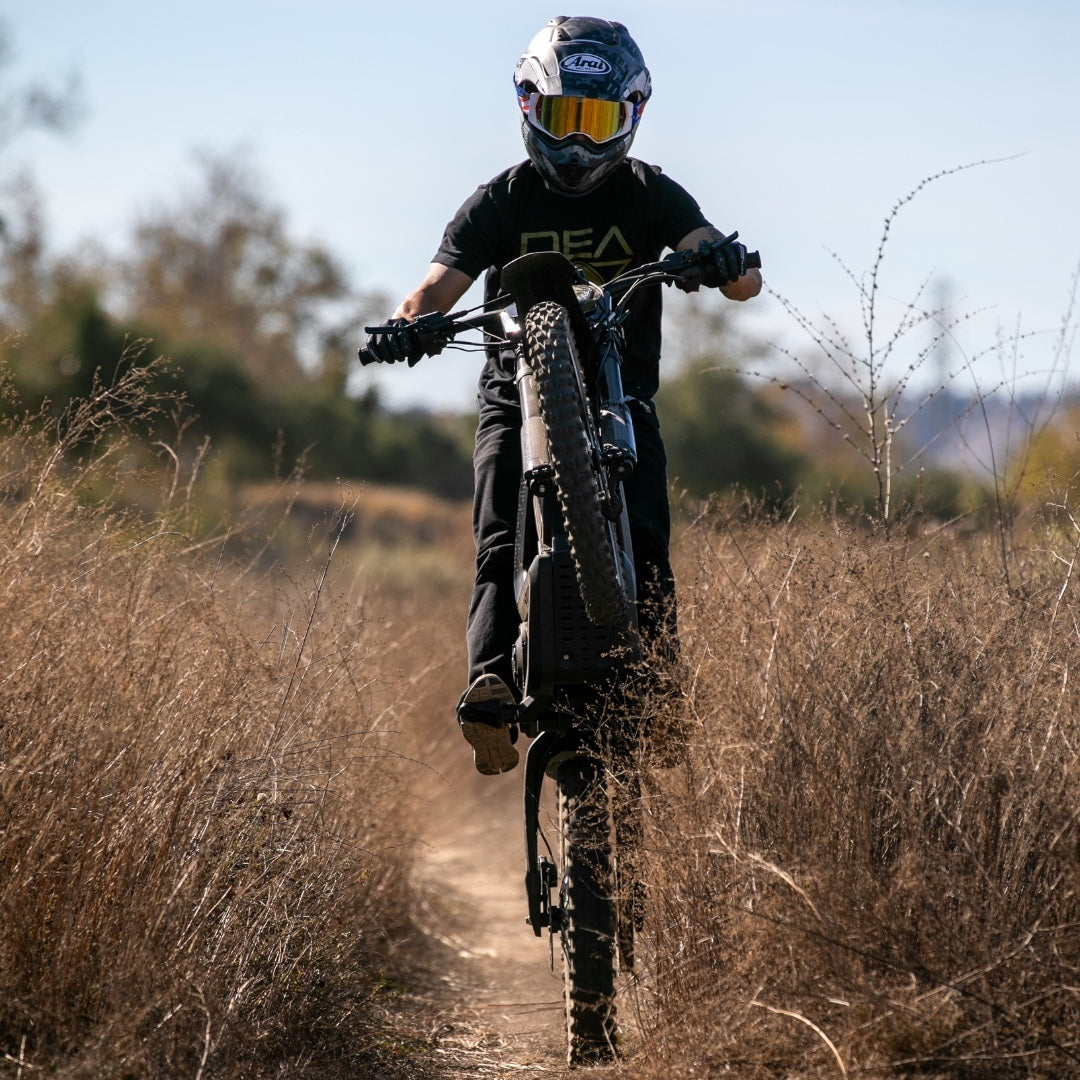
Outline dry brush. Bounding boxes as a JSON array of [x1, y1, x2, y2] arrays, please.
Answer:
[[0, 359, 428, 1078], [624, 508, 1080, 1078]]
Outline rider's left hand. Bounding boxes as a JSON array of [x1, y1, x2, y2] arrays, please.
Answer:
[[698, 238, 748, 289]]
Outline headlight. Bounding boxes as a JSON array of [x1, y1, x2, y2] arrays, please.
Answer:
[[573, 282, 603, 313]]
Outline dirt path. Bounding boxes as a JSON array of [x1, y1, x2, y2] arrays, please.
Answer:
[[407, 761, 573, 1078], [387, 609, 638, 1076]]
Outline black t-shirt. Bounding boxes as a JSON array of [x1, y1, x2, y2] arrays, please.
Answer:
[[432, 158, 709, 405]]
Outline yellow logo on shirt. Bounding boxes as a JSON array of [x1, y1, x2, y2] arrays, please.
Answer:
[[519, 226, 633, 283]]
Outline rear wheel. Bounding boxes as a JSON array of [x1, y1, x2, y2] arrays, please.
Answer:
[[556, 753, 618, 1065], [525, 300, 630, 628]]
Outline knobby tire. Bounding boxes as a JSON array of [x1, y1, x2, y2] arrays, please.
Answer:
[[525, 300, 630, 628], [556, 753, 618, 1065]]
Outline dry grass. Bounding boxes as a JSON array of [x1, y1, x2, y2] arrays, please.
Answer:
[[621, 507, 1080, 1078], [5, 352, 1079, 1078], [0, 361, 438, 1078]]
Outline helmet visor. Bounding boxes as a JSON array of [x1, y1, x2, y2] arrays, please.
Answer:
[[521, 92, 635, 144]]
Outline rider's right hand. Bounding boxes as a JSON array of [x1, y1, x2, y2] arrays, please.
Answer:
[[362, 319, 424, 365]]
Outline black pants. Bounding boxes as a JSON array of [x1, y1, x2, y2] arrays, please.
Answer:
[[465, 396, 677, 690]]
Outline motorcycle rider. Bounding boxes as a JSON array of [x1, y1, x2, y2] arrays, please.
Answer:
[[364, 16, 762, 774]]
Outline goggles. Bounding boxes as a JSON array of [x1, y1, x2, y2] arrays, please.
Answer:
[[518, 90, 641, 144]]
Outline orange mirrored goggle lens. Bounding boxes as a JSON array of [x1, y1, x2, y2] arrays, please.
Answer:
[[528, 94, 632, 143]]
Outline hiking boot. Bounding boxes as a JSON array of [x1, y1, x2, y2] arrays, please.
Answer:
[[457, 674, 519, 775]]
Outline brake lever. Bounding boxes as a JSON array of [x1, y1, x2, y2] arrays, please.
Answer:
[[362, 311, 455, 337], [359, 311, 455, 366]]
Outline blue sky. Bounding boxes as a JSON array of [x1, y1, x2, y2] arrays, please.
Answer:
[[7, 1, 1079, 411]]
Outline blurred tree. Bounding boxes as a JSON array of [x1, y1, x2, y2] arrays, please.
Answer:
[[0, 19, 81, 154], [6, 275, 126, 403], [115, 150, 381, 391], [658, 300, 803, 502], [0, 137, 473, 496], [1011, 401, 1080, 501], [0, 174, 49, 323], [364, 408, 476, 500], [0, 19, 83, 321]]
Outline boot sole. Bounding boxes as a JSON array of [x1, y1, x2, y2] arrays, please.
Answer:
[[460, 720, 519, 775]]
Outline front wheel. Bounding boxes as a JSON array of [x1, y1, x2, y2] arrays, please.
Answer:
[[525, 300, 631, 629], [556, 753, 618, 1065]]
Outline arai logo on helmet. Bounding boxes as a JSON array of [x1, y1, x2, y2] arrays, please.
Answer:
[[560, 53, 612, 76]]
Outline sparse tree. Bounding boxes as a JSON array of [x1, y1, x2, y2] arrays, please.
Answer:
[[0, 173, 48, 323], [115, 150, 378, 391], [0, 20, 81, 154], [0, 19, 83, 321]]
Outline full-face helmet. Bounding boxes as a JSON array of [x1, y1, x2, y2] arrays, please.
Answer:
[[514, 16, 651, 195]]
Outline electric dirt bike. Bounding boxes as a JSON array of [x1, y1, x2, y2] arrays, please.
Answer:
[[359, 235, 760, 1066]]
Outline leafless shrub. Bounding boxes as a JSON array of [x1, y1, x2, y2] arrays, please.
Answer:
[[749, 160, 1075, 555]]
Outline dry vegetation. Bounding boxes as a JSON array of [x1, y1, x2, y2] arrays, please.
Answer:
[[2, 350, 1079, 1078], [619, 506, 1080, 1077], [0, 359, 449, 1078]]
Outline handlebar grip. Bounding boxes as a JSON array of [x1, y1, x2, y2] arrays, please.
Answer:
[[357, 345, 379, 366], [746, 250, 762, 270]]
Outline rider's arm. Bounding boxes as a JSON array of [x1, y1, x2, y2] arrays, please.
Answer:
[[393, 263, 474, 320], [677, 225, 762, 301]]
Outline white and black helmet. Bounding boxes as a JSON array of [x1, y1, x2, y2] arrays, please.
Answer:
[[514, 16, 652, 195]]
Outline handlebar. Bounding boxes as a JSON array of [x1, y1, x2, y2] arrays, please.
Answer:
[[358, 233, 761, 366], [616, 235, 760, 292], [356, 308, 496, 367]]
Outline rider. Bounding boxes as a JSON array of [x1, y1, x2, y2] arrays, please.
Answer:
[[363, 16, 762, 775]]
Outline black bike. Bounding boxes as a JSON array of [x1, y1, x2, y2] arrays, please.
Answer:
[[360, 236, 759, 1065]]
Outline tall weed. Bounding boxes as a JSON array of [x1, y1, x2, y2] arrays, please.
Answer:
[[0, 357, 423, 1078], [629, 510, 1080, 1077]]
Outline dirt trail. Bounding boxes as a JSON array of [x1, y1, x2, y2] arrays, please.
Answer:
[[406, 745, 572, 1078], [382, 572, 631, 1076]]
